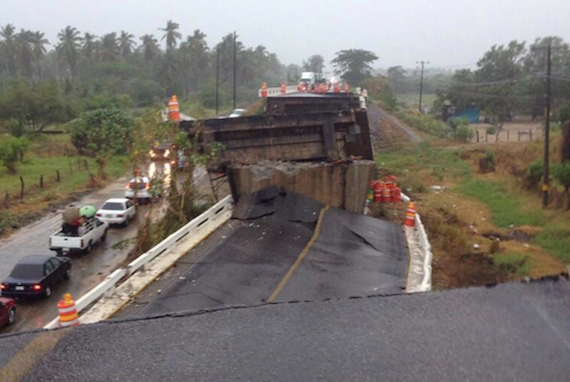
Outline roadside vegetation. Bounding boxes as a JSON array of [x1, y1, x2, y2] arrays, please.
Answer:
[[373, 127, 570, 288]]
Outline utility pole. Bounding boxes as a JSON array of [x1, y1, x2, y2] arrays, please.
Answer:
[[215, 48, 220, 115], [542, 43, 552, 208], [417, 61, 429, 113], [233, 31, 237, 110]]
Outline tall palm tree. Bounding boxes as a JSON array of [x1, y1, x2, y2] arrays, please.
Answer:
[[0, 24, 18, 76], [56, 26, 81, 80], [16, 29, 35, 78], [179, 29, 210, 92], [99, 33, 119, 62], [140, 34, 160, 62], [159, 20, 181, 50], [81, 32, 98, 62], [156, 49, 179, 94], [118, 31, 136, 58], [30, 31, 49, 80]]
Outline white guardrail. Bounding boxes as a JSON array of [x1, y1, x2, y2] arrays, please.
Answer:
[[258, 85, 298, 97], [44, 195, 233, 329], [400, 193, 432, 292]]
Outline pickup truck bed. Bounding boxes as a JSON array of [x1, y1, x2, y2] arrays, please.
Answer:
[[50, 219, 109, 255]]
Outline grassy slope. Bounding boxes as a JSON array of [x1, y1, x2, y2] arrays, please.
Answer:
[[375, 139, 568, 288]]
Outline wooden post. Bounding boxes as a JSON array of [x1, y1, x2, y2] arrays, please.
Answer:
[[486, 132, 488, 142], [56, 170, 61, 182], [518, 131, 521, 141], [69, 162, 73, 174], [507, 131, 510, 141], [476, 130, 479, 143], [84, 159, 89, 170], [40, 175, 43, 189], [529, 128, 532, 141], [19, 176, 24, 199], [496, 132, 499, 143]]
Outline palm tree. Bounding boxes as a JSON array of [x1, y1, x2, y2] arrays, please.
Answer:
[[16, 29, 35, 78], [0, 24, 18, 76], [140, 34, 160, 62], [118, 31, 136, 58], [179, 29, 210, 92], [99, 33, 119, 62], [159, 20, 181, 50], [56, 26, 81, 80], [156, 49, 179, 94], [81, 32, 98, 62]]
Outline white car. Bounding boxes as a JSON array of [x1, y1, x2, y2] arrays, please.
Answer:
[[125, 176, 152, 203], [229, 108, 246, 118], [96, 198, 136, 226]]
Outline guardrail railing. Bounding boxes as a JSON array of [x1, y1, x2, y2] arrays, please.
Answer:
[[44, 195, 233, 329], [400, 193, 432, 292]]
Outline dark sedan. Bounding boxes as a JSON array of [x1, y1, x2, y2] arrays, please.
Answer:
[[0, 297, 16, 328], [1, 255, 71, 299]]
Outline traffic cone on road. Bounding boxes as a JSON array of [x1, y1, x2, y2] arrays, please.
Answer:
[[404, 202, 417, 227], [280, 82, 287, 94], [260, 82, 268, 97], [58, 293, 79, 327], [344, 82, 350, 93]]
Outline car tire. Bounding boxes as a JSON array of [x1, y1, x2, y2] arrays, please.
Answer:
[[55, 249, 63, 257], [7, 308, 15, 325], [86, 242, 93, 254], [64, 267, 71, 280], [44, 287, 52, 299], [102, 229, 108, 242]]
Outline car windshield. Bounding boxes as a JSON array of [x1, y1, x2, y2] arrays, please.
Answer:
[[10, 263, 43, 280], [101, 202, 124, 211]]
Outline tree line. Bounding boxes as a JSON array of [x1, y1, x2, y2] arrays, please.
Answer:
[[0, 21, 288, 109]]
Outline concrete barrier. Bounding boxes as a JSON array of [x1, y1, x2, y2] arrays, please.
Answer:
[[401, 193, 432, 293], [258, 85, 298, 97], [43, 195, 233, 329]]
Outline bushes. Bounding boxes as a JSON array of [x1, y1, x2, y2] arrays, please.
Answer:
[[0, 136, 29, 173], [525, 160, 543, 188], [397, 111, 448, 138]]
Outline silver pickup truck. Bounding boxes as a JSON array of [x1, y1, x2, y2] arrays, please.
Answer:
[[49, 219, 109, 255]]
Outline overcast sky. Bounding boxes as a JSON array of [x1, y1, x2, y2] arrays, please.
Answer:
[[1, 0, 569, 71]]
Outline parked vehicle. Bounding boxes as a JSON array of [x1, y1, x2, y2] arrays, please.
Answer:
[[1, 255, 71, 299], [125, 176, 153, 203], [0, 297, 16, 328], [50, 218, 108, 255], [229, 108, 246, 118], [96, 198, 136, 226]]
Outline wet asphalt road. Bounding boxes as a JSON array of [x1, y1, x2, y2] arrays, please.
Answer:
[[0, 161, 174, 334], [0, 177, 140, 333], [12, 278, 570, 382], [116, 196, 408, 319]]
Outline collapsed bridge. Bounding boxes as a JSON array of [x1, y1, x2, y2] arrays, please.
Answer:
[[181, 93, 376, 213]]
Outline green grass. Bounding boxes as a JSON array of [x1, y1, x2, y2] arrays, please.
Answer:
[[0, 155, 128, 197], [493, 252, 532, 276], [456, 179, 543, 227], [456, 178, 569, 264], [396, 93, 437, 109], [534, 226, 570, 263], [376, 142, 472, 178]]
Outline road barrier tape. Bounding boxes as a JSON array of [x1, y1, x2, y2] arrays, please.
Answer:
[[258, 85, 298, 97], [44, 195, 233, 329]]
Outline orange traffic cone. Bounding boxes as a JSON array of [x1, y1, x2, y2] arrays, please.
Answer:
[[58, 293, 79, 327], [280, 82, 287, 95], [344, 82, 350, 93], [404, 202, 417, 227], [261, 82, 268, 97], [168, 95, 181, 122]]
